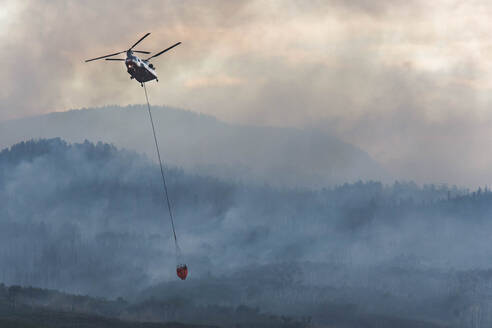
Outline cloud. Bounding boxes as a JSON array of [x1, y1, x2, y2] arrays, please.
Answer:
[[184, 74, 243, 88]]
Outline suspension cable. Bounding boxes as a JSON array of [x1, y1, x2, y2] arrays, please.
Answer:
[[143, 83, 179, 252]]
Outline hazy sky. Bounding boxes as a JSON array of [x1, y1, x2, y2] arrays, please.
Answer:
[[3, 0, 492, 186]]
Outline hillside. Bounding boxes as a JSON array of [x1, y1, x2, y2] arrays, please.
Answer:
[[0, 106, 387, 187], [0, 284, 445, 328], [0, 138, 489, 326]]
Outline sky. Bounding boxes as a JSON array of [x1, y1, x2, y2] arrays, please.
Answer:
[[2, 0, 492, 187]]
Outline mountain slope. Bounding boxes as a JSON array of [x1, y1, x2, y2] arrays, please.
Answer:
[[0, 106, 387, 187], [0, 139, 484, 326]]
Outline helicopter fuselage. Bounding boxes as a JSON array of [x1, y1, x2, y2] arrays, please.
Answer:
[[125, 53, 158, 83]]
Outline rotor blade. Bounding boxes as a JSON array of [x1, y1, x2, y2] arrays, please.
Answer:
[[129, 32, 151, 50], [146, 42, 181, 60], [105, 58, 125, 61], [133, 50, 151, 54], [85, 51, 125, 62]]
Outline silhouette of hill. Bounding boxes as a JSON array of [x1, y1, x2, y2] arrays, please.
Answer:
[[0, 106, 387, 187]]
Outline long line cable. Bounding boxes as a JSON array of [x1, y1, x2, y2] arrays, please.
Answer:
[[143, 83, 179, 253]]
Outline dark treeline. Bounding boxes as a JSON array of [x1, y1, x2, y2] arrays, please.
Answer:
[[0, 283, 307, 328], [1, 138, 492, 327], [0, 283, 446, 328]]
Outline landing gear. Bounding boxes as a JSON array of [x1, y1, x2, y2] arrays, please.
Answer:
[[130, 76, 134, 80], [141, 82, 144, 87], [156, 78, 159, 82]]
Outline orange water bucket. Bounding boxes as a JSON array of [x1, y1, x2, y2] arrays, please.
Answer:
[[177, 264, 188, 280]]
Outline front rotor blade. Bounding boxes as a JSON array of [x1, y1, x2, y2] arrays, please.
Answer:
[[133, 50, 151, 54], [105, 58, 125, 61], [146, 42, 181, 60], [85, 51, 125, 62], [129, 32, 151, 50]]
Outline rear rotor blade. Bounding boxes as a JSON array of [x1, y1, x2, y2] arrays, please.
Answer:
[[85, 51, 125, 62], [146, 42, 181, 60], [129, 32, 151, 50], [133, 50, 151, 54], [105, 58, 125, 61]]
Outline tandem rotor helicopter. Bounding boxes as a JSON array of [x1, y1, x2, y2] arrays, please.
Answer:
[[85, 33, 181, 87]]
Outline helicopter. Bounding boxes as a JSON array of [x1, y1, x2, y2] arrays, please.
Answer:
[[85, 33, 181, 86]]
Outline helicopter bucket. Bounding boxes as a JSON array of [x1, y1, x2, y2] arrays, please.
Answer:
[[177, 264, 188, 280]]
